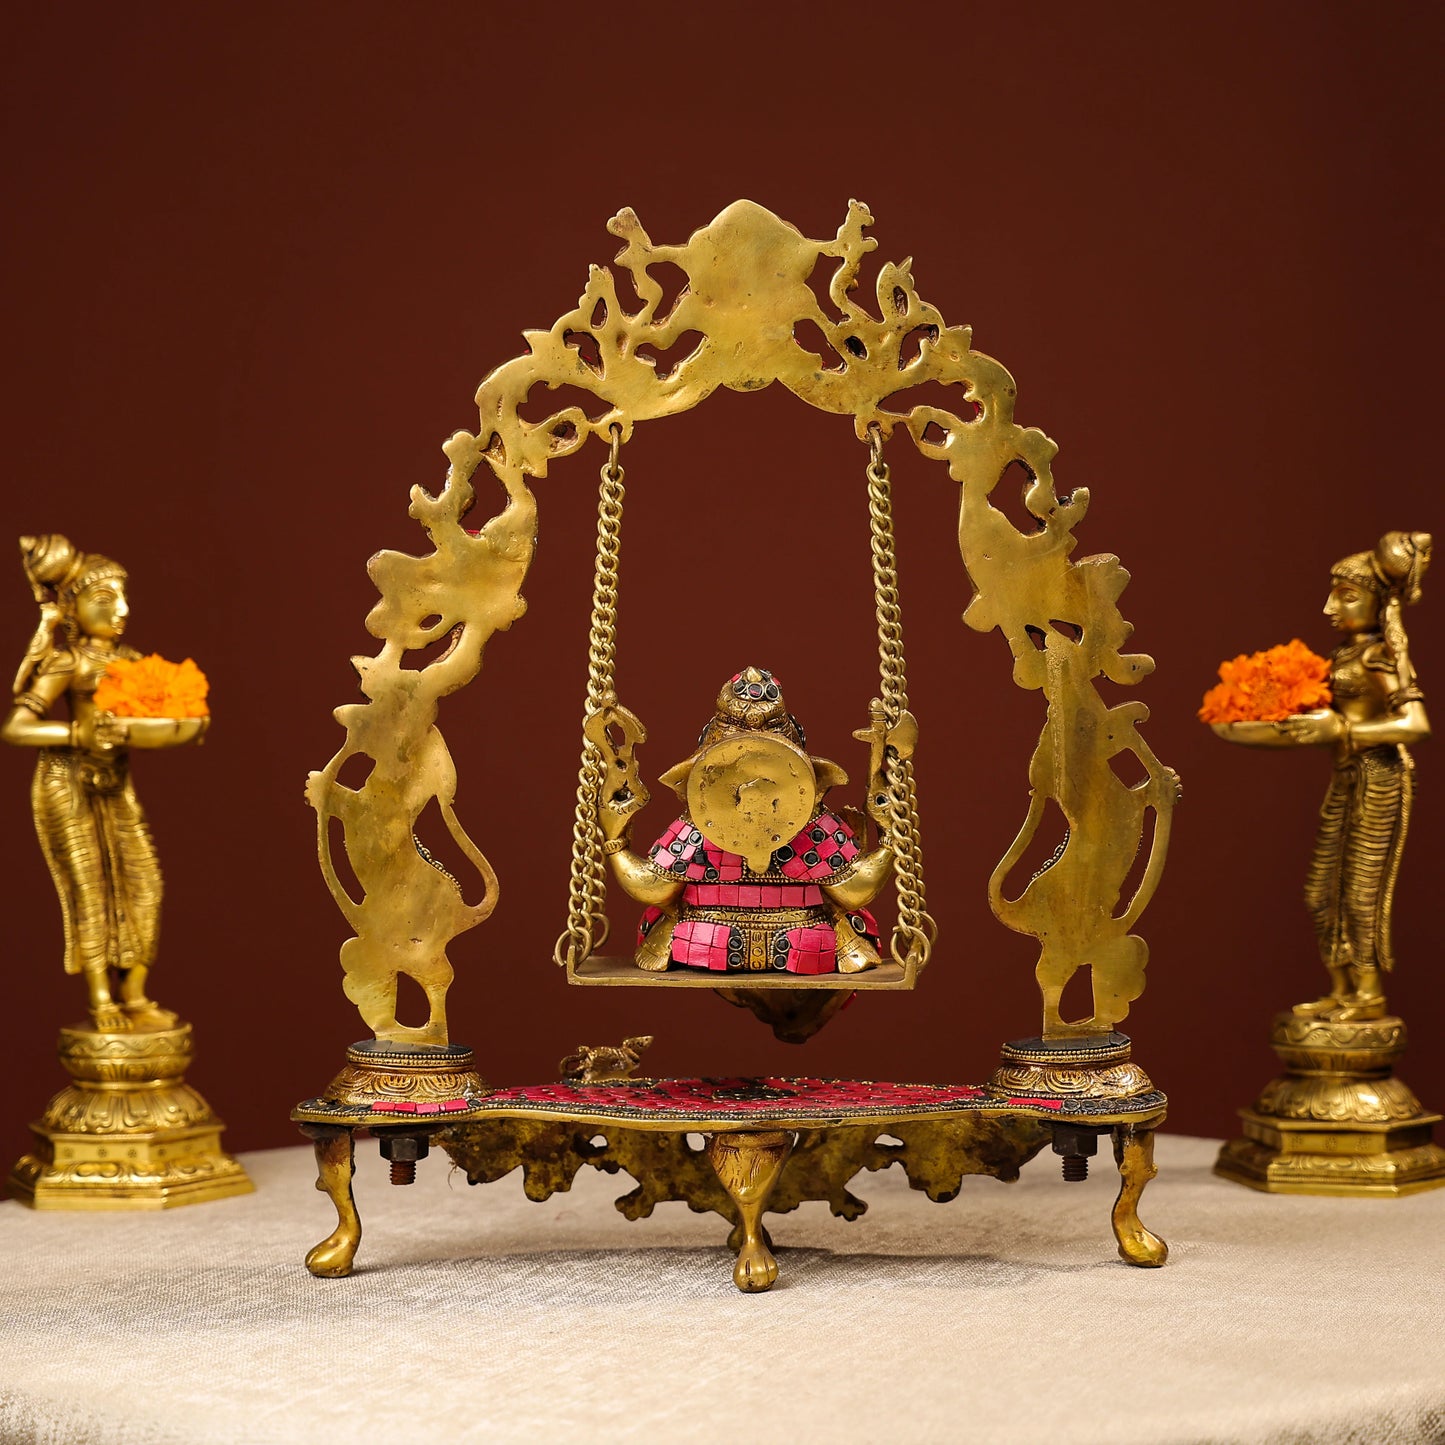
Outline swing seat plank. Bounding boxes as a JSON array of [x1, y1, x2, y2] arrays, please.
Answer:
[[567, 955, 915, 988]]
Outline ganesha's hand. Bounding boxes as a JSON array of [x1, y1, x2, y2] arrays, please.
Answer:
[[1276, 709, 1345, 747], [585, 702, 649, 840], [598, 790, 644, 843]]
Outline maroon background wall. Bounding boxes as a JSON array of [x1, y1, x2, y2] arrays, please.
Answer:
[[2, 3, 1441, 1180]]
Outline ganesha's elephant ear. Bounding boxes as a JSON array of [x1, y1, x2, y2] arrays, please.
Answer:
[[659, 756, 695, 799]]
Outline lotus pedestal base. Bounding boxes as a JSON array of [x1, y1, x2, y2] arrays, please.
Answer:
[[1215, 1013, 1445, 1197], [8, 1022, 252, 1210]]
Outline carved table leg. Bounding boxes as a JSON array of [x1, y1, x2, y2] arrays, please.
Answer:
[[299, 1125, 361, 1278], [1111, 1122, 1167, 1267], [705, 1130, 793, 1293]]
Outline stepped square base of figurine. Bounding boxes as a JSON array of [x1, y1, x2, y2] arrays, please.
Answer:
[[9, 1022, 252, 1210], [1215, 1012, 1445, 1197], [293, 1034, 1168, 1292], [1215, 1115, 1445, 1197]]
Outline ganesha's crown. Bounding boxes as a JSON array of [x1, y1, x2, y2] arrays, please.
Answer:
[[718, 667, 784, 722], [700, 667, 805, 750]]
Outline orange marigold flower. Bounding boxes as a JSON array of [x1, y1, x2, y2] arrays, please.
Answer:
[[1198, 639, 1331, 724], [93, 654, 210, 719]]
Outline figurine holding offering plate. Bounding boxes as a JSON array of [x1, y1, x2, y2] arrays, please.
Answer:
[[1206, 531, 1445, 1194], [3, 535, 251, 1208]]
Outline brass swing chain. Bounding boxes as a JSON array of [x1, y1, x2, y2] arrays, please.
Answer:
[[554, 426, 625, 967], [867, 428, 936, 970]]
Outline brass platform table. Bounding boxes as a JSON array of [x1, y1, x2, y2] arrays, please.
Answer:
[[292, 1048, 1170, 1293]]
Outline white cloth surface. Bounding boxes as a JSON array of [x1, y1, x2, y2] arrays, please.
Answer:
[[1, 1135, 1442, 1445]]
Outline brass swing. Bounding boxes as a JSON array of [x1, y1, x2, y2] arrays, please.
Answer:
[[554, 423, 935, 994], [294, 200, 1179, 1292]]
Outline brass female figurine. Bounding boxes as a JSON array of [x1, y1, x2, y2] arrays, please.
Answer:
[[1214, 530, 1445, 1194], [1292, 532, 1430, 1018], [3, 534, 248, 1207], [2, 535, 204, 1031], [1223, 531, 1431, 1019]]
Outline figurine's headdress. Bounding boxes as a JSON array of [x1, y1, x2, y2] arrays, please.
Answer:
[[1331, 531, 1432, 703], [13, 535, 128, 697], [1331, 531, 1431, 606], [19, 534, 81, 591], [67, 554, 127, 594]]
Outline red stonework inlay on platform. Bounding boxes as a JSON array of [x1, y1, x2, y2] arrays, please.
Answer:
[[370, 1098, 471, 1114], [475, 1077, 994, 1116]]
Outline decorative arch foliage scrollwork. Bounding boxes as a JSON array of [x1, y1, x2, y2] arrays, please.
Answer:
[[306, 199, 1178, 1046]]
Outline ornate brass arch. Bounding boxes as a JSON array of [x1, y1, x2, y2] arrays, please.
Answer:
[[306, 199, 1178, 1046]]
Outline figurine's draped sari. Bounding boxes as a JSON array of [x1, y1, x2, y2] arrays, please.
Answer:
[[21, 652, 161, 980], [1303, 641, 1413, 976]]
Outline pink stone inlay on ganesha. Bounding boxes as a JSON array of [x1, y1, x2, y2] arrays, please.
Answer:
[[598, 667, 897, 976]]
